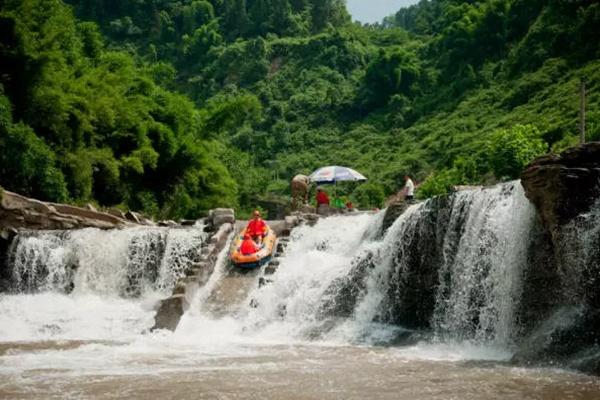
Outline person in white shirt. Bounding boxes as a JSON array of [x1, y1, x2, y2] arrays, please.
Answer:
[[404, 175, 415, 202]]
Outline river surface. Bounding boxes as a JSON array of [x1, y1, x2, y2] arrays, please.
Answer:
[[1, 330, 599, 399]]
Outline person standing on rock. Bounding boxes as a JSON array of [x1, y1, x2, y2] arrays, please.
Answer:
[[404, 175, 415, 202], [291, 174, 310, 211], [245, 210, 268, 243], [315, 187, 330, 215]]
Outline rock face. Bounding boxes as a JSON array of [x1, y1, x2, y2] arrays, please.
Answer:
[[321, 195, 455, 330], [381, 201, 409, 235], [0, 189, 130, 231], [521, 142, 600, 232], [516, 142, 600, 374]]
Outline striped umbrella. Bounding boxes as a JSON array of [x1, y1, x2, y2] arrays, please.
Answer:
[[309, 166, 367, 183]]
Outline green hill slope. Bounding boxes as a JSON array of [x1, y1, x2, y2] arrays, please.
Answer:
[[1, 0, 599, 215]]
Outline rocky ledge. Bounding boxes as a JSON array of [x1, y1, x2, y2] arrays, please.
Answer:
[[0, 188, 132, 233], [521, 142, 600, 232]]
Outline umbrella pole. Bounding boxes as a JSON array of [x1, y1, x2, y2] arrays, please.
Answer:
[[334, 181, 337, 204]]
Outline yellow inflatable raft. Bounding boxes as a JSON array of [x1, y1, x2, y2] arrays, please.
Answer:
[[230, 227, 277, 269]]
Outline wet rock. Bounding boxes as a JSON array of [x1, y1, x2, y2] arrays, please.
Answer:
[[210, 223, 233, 245], [321, 195, 456, 329], [125, 211, 142, 224], [276, 242, 286, 253], [258, 277, 273, 287], [381, 201, 409, 236], [521, 142, 600, 232], [172, 282, 186, 295], [0, 228, 16, 289], [209, 208, 235, 229], [152, 295, 187, 331], [269, 259, 280, 267], [158, 220, 178, 227], [107, 208, 126, 219], [140, 218, 157, 226], [85, 203, 97, 212], [284, 215, 299, 233], [180, 219, 200, 226], [512, 306, 600, 375]]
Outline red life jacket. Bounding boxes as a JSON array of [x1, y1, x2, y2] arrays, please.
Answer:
[[246, 218, 267, 236], [240, 239, 259, 255]]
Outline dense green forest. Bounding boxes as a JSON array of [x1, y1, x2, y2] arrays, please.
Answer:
[[1, 0, 599, 218]]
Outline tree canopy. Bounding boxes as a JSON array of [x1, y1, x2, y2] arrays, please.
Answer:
[[1, 0, 599, 215]]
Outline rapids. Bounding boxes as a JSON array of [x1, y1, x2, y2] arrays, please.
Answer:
[[1, 183, 600, 399]]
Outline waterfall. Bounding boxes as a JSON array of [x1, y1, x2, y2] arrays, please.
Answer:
[[0, 226, 207, 342], [238, 213, 381, 340], [0, 181, 584, 356], [220, 182, 537, 348], [432, 182, 536, 346], [7, 227, 206, 297], [554, 200, 600, 307]]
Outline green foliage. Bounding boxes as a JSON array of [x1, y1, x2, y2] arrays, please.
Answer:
[[353, 182, 385, 209], [486, 124, 548, 180], [0, 0, 241, 217], [0, 95, 69, 202], [1, 0, 599, 216], [417, 170, 458, 199]]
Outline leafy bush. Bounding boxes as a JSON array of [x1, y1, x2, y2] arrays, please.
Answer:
[[486, 124, 548, 179]]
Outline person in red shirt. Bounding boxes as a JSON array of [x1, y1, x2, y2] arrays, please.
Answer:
[[316, 187, 330, 215], [316, 188, 330, 205], [245, 210, 268, 243], [240, 234, 260, 255]]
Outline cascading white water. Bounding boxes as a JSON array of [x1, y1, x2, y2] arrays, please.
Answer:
[[325, 204, 427, 344], [554, 199, 600, 304], [8, 226, 206, 296], [170, 182, 536, 352], [0, 226, 206, 341], [2, 186, 600, 398], [236, 213, 382, 340], [0, 183, 537, 349], [432, 182, 536, 346]]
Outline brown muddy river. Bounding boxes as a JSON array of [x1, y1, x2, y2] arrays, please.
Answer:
[[1, 340, 599, 399]]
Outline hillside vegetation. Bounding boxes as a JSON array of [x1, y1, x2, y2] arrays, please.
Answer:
[[1, 0, 599, 217]]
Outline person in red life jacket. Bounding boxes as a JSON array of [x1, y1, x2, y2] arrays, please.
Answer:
[[240, 234, 260, 255], [245, 210, 268, 243]]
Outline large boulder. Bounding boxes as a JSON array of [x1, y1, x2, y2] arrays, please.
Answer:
[[255, 197, 290, 220], [208, 208, 235, 229], [521, 142, 600, 232]]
